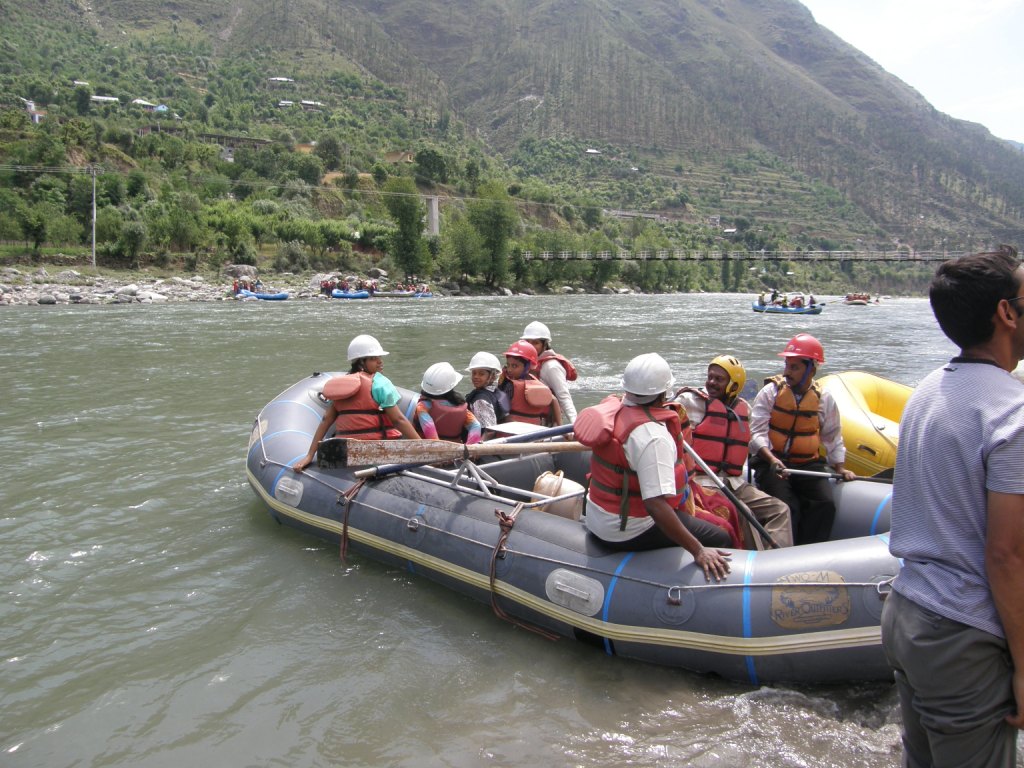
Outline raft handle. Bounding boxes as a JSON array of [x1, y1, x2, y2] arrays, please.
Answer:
[[857, 443, 879, 456], [875, 577, 895, 599]]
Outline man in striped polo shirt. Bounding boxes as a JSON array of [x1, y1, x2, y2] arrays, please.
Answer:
[[883, 245, 1024, 768]]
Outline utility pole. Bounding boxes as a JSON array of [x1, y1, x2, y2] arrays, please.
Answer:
[[91, 165, 97, 269]]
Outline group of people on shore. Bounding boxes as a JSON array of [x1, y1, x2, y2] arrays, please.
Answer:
[[318, 277, 378, 295]]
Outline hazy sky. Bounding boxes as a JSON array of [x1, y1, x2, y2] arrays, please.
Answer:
[[800, 0, 1024, 145]]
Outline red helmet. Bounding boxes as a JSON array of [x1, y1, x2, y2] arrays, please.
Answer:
[[505, 340, 539, 367], [778, 333, 825, 364]]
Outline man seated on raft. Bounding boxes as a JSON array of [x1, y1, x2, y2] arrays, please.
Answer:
[[574, 353, 731, 582], [675, 355, 794, 548], [292, 334, 420, 472]]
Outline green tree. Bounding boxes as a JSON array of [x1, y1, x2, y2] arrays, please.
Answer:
[[440, 211, 484, 278], [414, 147, 448, 184], [314, 135, 344, 171], [119, 220, 148, 268], [383, 176, 428, 278], [19, 206, 48, 251], [74, 86, 92, 116], [468, 181, 518, 287]]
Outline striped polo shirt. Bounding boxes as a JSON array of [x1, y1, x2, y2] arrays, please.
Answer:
[[890, 359, 1024, 638]]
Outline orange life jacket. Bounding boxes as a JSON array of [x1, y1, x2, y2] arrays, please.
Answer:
[[765, 375, 821, 465], [323, 372, 401, 440], [691, 394, 751, 477], [507, 376, 557, 426], [417, 398, 469, 442], [538, 351, 578, 382], [576, 396, 690, 531]]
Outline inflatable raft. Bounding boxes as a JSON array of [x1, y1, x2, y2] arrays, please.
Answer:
[[751, 302, 823, 315], [247, 373, 898, 685], [332, 289, 371, 299], [236, 288, 289, 301], [820, 371, 912, 477]]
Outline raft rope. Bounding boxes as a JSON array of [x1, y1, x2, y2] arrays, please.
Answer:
[[337, 478, 367, 562], [488, 503, 560, 640]]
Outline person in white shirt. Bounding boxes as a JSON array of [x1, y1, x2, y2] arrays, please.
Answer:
[[521, 320, 578, 422], [748, 333, 855, 545], [575, 353, 731, 582]]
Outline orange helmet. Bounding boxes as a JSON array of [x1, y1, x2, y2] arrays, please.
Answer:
[[505, 340, 539, 367], [778, 333, 825, 364]]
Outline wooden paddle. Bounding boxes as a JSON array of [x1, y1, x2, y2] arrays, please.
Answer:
[[322, 437, 587, 467]]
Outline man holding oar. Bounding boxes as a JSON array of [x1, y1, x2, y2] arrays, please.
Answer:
[[676, 355, 793, 548], [574, 353, 731, 582], [748, 333, 855, 545], [883, 246, 1024, 768]]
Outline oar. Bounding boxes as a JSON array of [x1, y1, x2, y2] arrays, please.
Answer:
[[680, 441, 780, 549], [783, 467, 893, 485], [353, 424, 576, 478], [330, 435, 585, 468]]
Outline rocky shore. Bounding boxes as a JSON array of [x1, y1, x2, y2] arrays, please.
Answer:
[[0, 264, 610, 306]]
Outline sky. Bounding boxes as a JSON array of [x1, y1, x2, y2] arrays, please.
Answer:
[[799, 0, 1024, 145]]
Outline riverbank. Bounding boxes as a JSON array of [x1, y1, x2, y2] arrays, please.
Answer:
[[0, 264, 629, 306]]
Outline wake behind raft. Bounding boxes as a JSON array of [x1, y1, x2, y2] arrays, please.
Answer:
[[247, 372, 898, 685]]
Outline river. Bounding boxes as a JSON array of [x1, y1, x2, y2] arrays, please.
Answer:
[[4, 292, 1011, 767]]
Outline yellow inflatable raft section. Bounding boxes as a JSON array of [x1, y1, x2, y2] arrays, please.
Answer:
[[818, 371, 913, 477]]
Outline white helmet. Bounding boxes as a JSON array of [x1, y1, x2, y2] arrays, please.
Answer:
[[465, 351, 502, 373], [522, 321, 552, 341], [347, 334, 389, 362], [421, 362, 463, 396], [621, 353, 675, 396]]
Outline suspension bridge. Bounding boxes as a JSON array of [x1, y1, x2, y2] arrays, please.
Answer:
[[518, 249, 960, 263]]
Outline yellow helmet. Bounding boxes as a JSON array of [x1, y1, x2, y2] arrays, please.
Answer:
[[710, 355, 746, 400]]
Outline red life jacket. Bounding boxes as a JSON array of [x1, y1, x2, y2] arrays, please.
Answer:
[[417, 398, 469, 442], [691, 394, 751, 477], [539, 351, 578, 382], [323, 372, 401, 440], [507, 376, 557, 426], [576, 396, 689, 531], [765, 375, 821, 465]]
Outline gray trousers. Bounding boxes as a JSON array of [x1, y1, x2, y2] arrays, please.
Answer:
[[881, 589, 1017, 768], [730, 480, 794, 548]]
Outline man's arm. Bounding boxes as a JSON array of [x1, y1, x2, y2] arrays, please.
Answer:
[[643, 496, 730, 581], [987, 490, 1024, 729]]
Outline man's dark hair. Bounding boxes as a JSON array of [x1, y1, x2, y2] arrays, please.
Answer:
[[930, 245, 1020, 349]]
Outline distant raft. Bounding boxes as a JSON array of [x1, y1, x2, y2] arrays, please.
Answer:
[[331, 289, 371, 299], [247, 373, 897, 686], [820, 370, 912, 477], [751, 302, 823, 315], [236, 288, 289, 301]]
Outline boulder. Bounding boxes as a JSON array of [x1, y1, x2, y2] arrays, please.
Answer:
[[368, 267, 388, 279], [223, 264, 259, 279], [37, 294, 57, 305]]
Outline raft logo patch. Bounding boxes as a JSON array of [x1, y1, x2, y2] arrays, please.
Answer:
[[771, 570, 851, 629]]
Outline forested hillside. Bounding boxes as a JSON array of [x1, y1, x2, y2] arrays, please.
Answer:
[[0, 0, 1018, 296]]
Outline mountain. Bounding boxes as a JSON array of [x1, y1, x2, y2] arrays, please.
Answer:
[[3, 0, 1023, 250]]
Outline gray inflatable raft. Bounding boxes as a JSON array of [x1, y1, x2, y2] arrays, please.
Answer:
[[247, 373, 898, 685]]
